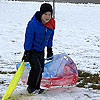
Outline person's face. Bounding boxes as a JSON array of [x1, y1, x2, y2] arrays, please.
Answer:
[[41, 11, 51, 24]]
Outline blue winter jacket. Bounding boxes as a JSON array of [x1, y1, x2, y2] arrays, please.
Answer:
[[24, 11, 55, 52]]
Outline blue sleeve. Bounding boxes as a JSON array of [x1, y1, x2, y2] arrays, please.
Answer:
[[47, 30, 54, 48], [24, 21, 34, 50]]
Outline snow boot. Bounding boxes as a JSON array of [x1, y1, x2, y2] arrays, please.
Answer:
[[27, 86, 39, 94], [38, 88, 46, 94]]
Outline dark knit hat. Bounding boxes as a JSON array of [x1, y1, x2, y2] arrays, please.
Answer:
[[40, 3, 53, 16]]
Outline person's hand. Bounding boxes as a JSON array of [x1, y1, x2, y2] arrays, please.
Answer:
[[47, 52, 53, 60], [47, 47, 53, 60], [22, 50, 31, 62]]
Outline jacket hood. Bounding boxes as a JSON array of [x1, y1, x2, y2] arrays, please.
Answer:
[[31, 11, 41, 23]]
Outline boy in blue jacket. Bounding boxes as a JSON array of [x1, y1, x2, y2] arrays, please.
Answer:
[[22, 3, 55, 94]]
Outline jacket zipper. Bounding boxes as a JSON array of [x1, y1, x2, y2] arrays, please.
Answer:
[[43, 27, 47, 43], [41, 27, 47, 50]]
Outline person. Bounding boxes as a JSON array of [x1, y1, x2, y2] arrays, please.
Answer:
[[22, 3, 55, 94]]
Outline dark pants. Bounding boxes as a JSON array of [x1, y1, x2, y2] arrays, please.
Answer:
[[27, 50, 44, 89]]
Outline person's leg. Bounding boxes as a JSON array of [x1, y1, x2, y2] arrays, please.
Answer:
[[35, 72, 42, 89], [27, 53, 42, 89], [35, 50, 44, 89]]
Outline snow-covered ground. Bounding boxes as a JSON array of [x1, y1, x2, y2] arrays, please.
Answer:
[[0, 1, 100, 100]]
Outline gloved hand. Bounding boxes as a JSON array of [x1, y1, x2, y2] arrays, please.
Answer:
[[47, 47, 53, 60], [22, 50, 31, 62]]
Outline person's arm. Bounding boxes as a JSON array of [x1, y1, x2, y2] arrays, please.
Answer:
[[47, 30, 54, 48], [47, 30, 54, 59], [24, 20, 35, 51], [22, 20, 35, 62]]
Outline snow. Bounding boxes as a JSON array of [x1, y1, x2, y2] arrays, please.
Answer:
[[0, 1, 100, 100]]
